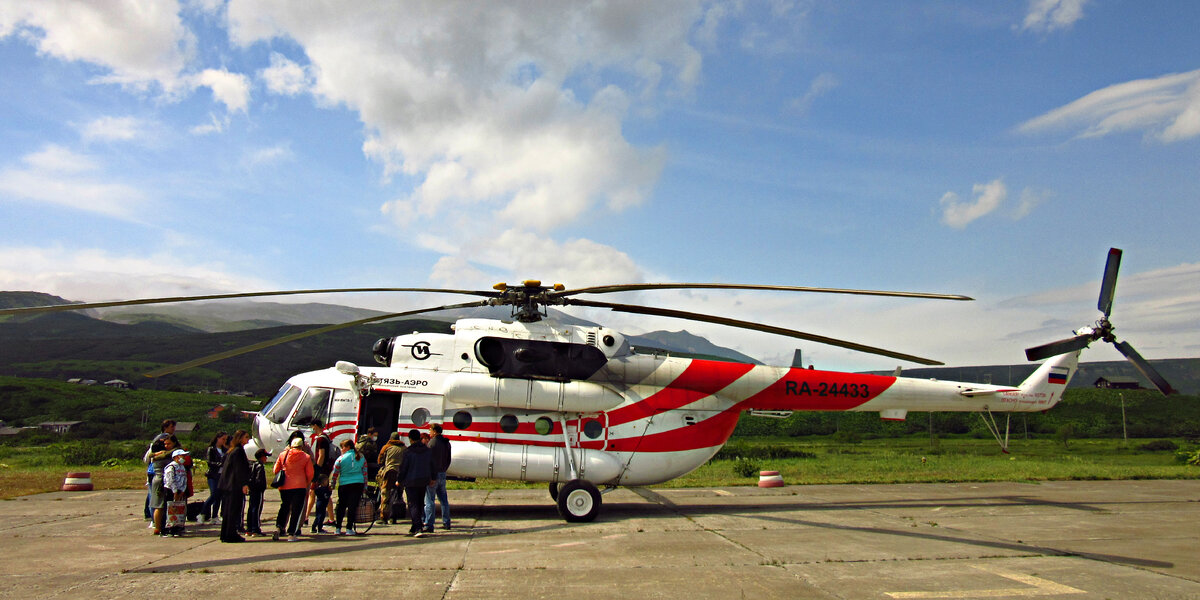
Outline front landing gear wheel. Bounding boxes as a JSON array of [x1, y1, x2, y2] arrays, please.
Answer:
[[556, 479, 601, 522], [549, 482, 559, 502]]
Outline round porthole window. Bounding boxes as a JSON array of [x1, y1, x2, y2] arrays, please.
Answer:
[[499, 414, 519, 434], [453, 410, 473, 430], [411, 407, 430, 427], [534, 416, 554, 435], [582, 419, 603, 439]]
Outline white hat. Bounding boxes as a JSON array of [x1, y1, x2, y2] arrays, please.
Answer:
[[171, 449, 189, 457], [290, 437, 304, 448]]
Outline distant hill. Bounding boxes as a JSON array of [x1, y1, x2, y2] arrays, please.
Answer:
[[95, 300, 389, 332]]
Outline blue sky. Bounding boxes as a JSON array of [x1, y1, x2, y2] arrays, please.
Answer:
[[1, 0, 1197, 371]]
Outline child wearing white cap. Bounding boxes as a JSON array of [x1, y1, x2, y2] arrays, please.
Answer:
[[163, 449, 190, 537]]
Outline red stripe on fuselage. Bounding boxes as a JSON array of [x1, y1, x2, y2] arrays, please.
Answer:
[[740, 368, 895, 411], [606, 359, 754, 427]]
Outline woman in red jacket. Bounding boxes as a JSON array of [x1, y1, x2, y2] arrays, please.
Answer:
[[272, 436, 314, 541]]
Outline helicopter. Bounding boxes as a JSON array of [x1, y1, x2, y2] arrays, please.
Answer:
[[0, 248, 1173, 522]]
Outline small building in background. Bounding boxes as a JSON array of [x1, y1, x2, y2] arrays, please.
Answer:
[[39, 421, 84, 434], [174, 421, 197, 435], [104, 379, 130, 389], [1094, 376, 1142, 390]]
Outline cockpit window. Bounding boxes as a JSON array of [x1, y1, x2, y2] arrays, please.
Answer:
[[263, 385, 302, 424], [291, 387, 333, 428]]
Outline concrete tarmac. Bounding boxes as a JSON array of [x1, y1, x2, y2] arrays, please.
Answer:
[[1, 480, 1198, 599]]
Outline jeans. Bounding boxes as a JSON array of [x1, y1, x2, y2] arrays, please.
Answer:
[[204, 476, 224, 519], [312, 485, 332, 529], [424, 472, 450, 529]]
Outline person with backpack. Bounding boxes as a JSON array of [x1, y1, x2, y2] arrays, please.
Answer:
[[304, 421, 335, 527]]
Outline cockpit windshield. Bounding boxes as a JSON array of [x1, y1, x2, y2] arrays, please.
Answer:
[[290, 387, 333, 427], [262, 384, 302, 424]]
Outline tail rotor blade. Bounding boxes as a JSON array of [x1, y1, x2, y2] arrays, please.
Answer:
[[1113, 340, 1176, 395], [1025, 334, 1093, 362], [1098, 247, 1122, 317]]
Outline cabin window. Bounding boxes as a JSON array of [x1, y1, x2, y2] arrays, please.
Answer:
[[582, 419, 603, 439], [291, 388, 333, 428], [534, 416, 554, 435], [453, 410, 472, 430], [263, 385, 302, 424], [411, 407, 430, 427], [499, 414, 519, 434]]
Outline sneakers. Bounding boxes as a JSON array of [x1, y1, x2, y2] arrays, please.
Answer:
[[336, 528, 345, 536], [424, 526, 434, 533], [197, 515, 207, 524], [442, 523, 451, 530], [414, 531, 427, 538], [287, 535, 300, 542]]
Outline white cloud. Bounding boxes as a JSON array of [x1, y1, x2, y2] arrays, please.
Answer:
[[1018, 68, 1200, 143], [193, 68, 250, 113], [244, 143, 293, 167], [0, 0, 194, 93], [939, 179, 1007, 229], [260, 52, 311, 96], [190, 113, 228, 136], [0, 144, 147, 220], [1012, 187, 1046, 220], [226, 1, 698, 242], [428, 229, 644, 290], [787, 72, 839, 116], [0, 245, 275, 301], [80, 116, 144, 142], [1020, 0, 1088, 33]]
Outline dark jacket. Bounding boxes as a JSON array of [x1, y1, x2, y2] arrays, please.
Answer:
[[247, 460, 266, 492], [430, 435, 452, 474], [205, 445, 224, 479], [218, 445, 250, 492], [397, 441, 433, 487]]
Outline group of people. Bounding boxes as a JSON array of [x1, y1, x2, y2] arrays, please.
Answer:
[[270, 420, 453, 541], [145, 418, 454, 543], [143, 420, 266, 543]]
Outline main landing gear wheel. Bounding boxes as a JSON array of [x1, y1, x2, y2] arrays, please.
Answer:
[[549, 482, 559, 502], [556, 479, 601, 522]]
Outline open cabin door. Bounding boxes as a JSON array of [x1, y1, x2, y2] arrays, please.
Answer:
[[358, 390, 403, 438]]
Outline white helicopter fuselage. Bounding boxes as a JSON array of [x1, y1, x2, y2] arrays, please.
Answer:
[[249, 318, 1080, 487]]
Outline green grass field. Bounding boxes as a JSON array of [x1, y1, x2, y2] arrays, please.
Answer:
[[2, 436, 1195, 500]]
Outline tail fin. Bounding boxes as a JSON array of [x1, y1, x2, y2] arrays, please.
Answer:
[[1018, 350, 1081, 407]]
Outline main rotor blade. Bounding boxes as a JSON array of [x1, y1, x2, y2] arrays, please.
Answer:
[[556, 282, 973, 302], [1025, 334, 1093, 362], [142, 300, 490, 378], [1098, 247, 1122, 317], [567, 298, 944, 365], [1114, 340, 1176, 395], [0, 287, 500, 317]]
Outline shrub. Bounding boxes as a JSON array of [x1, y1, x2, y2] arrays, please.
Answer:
[[57, 441, 139, 465], [1137, 439, 1178, 452], [731, 457, 761, 478]]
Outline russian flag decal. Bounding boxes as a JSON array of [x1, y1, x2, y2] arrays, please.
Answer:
[[1048, 367, 1069, 385]]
